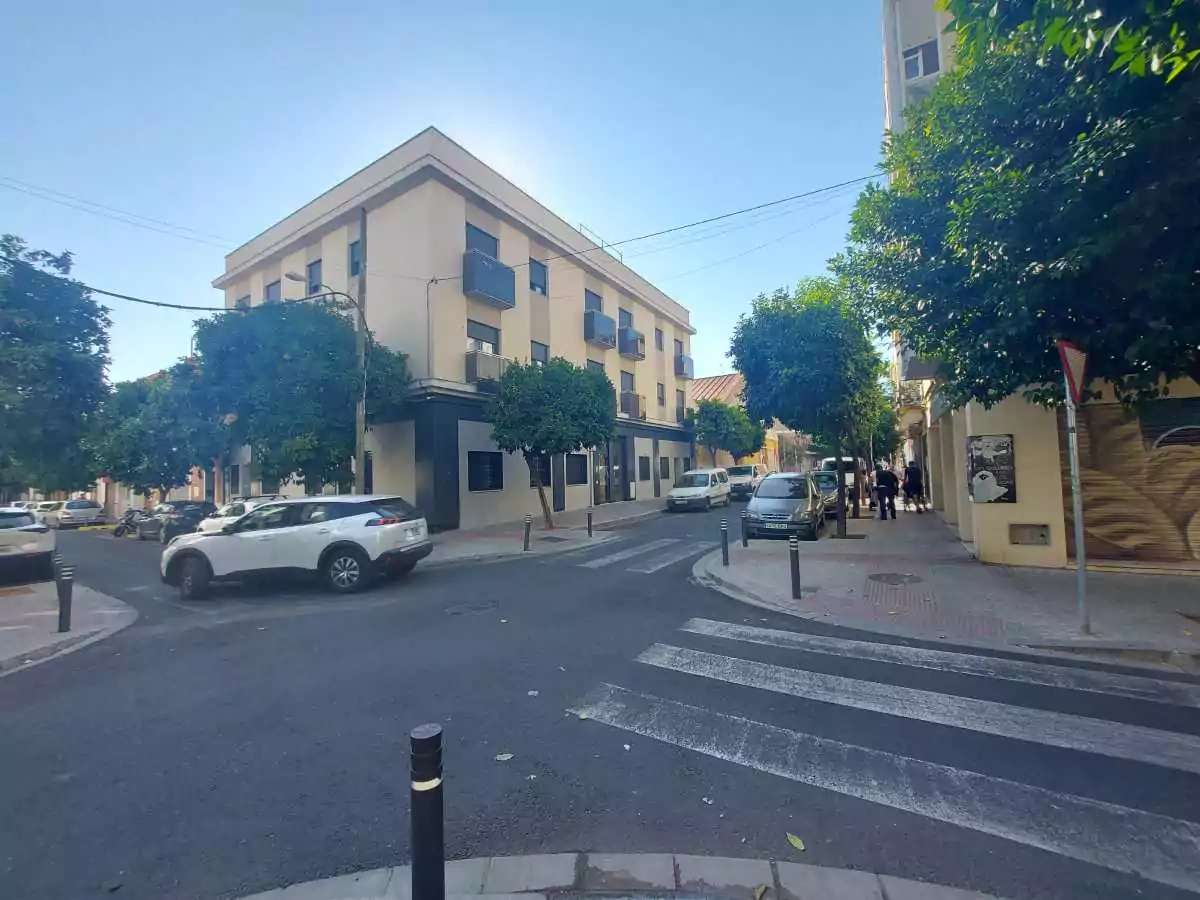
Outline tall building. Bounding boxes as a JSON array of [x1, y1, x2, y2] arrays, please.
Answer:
[[213, 128, 695, 531]]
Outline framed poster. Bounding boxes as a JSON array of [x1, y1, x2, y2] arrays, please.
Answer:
[[967, 434, 1016, 503]]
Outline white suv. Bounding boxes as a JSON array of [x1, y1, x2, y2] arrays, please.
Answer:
[[0, 507, 56, 580], [160, 495, 432, 600]]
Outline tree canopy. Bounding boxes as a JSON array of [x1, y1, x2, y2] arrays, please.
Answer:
[[489, 358, 615, 528], [0, 234, 109, 492], [693, 399, 765, 465], [835, 26, 1200, 408]]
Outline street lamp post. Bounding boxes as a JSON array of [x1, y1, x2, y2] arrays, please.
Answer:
[[285, 274, 368, 495]]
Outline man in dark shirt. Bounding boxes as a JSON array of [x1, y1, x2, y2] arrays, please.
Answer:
[[903, 460, 925, 514], [875, 464, 899, 521]]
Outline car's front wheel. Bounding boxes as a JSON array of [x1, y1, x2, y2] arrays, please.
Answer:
[[178, 556, 212, 601], [323, 546, 373, 594]]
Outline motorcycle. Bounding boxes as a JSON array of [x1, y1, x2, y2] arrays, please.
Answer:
[[112, 508, 149, 538]]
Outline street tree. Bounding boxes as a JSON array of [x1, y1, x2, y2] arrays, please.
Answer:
[[489, 358, 615, 529], [835, 30, 1200, 409], [0, 234, 109, 492], [192, 299, 409, 492], [730, 277, 883, 535], [693, 399, 766, 466]]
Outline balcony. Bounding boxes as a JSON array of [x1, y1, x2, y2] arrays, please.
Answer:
[[675, 405, 693, 425], [618, 327, 646, 360], [465, 350, 510, 394], [620, 391, 647, 420], [584, 308, 617, 349], [898, 380, 926, 409], [462, 249, 516, 310], [674, 354, 694, 380]]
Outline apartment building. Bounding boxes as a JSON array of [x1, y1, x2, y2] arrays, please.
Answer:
[[882, 1, 1200, 567], [212, 127, 695, 531]]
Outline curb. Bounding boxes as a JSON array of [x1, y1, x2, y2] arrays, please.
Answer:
[[237, 852, 1005, 900], [0, 586, 138, 679]]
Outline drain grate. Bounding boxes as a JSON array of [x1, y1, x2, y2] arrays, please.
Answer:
[[868, 572, 924, 586]]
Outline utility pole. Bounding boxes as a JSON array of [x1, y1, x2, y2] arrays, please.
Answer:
[[355, 207, 368, 495]]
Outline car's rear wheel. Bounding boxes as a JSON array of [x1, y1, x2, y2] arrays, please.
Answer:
[[704, 498, 712, 512], [178, 556, 211, 601], [323, 546, 373, 594]]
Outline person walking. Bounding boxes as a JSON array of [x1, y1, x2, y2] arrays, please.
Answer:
[[875, 464, 898, 521], [903, 460, 925, 514]]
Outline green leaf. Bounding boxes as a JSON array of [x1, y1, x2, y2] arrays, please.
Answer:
[[786, 832, 806, 852]]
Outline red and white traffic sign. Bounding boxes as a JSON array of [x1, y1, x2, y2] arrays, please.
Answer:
[[1056, 340, 1087, 405]]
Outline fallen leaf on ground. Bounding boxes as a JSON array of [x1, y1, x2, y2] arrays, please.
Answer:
[[786, 832, 806, 852], [494, 753, 514, 762], [527, 690, 539, 696], [623, 744, 631, 751], [753, 884, 769, 900]]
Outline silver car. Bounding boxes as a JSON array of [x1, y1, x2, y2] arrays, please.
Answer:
[[744, 473, 826, 540]]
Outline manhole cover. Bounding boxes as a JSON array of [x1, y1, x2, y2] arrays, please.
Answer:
[[539, 535, 568, 543], [868, 572, 924, 586], [444, 600, 498, 616]]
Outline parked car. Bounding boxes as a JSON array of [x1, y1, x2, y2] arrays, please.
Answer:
[[160, 495, 432, 600], [33, 501, 62, 525], [195, 496, 281, 534], [665, 468, 732, 511], [810, 470, 840, 517], [136, 501, 218, 544], [819, 456, 866, 505], [744, 472, 826, 540], [0, 506, 56, 580], [727, 463, 766, 500], [50, 498, 106, 529]]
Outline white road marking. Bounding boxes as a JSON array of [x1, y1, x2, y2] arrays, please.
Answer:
[[682, 617, 1200, 708], [626, 541, 719, 574], [538, 536, 625, 561], [570, 683, 1200, 893], [579, 538, 680, 569], [638, 644, 1200, 774]]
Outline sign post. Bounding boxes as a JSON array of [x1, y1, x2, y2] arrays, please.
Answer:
[[1057, 341, 1090, 635]]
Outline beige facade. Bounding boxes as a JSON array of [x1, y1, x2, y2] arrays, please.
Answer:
[[212, 128, 695, 530]]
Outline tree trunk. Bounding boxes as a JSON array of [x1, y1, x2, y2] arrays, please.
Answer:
[[707, 444, 718, 467], [850, 442, 861, 519], [526, 452, 554, 530], [834, 438, 847, 539]]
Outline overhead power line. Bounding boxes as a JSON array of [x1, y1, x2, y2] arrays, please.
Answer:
[[87, 286, 226, 312]]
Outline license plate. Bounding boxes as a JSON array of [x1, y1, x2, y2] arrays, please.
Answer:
[[765, 523, 791, 530]]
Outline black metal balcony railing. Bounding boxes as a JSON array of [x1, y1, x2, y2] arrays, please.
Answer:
[[898, 380, 926, 409], [618, 327, 646, 360], [462, 249, 516, 310], [674, 354, 694, 380], [675, 405, 693, 424], [465, 350, 510, 393], [620, 391, 646, 420], [584, 308, 617, 349]]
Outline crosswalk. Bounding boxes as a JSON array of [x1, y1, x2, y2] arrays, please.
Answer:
[[546, 536, 718, 575], [570, 617, 1200, 894]]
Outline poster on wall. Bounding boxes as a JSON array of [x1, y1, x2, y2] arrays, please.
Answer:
[[967, 434, 1016, 503]]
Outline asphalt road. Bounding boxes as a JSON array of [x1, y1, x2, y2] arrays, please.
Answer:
[[2, 510, 1198, 900]]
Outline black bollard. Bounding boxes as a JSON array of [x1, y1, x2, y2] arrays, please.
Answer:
[[522, 514, 532, 551], [740, 511, 748, 548], [587, 510, 593, 538], [788, 536, 801, 600], [57, 565, 75, 633], [410, 723, 445, 900], [720, 518, 729, 567]]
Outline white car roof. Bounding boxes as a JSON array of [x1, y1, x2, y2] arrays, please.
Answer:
[[683, 468, 726, 475], [257, 494, 409, 506]]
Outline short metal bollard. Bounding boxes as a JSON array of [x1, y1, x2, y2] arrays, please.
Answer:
[[410, 723, 445, 900], [788, 536, 801, 600], [720, 518, 729, 567], [57, 565, 75, 633], [522, 514, 532, 551], [587, 510, 593, 538], [740, 511, 748, 548]]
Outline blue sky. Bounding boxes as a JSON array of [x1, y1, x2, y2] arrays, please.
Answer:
[[3, 1, 884, 384]]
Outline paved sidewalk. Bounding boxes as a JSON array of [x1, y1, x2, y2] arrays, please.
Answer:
[[694, 510, 1200, 667], [426, 499, 664, 567], [0, 580, 137, 676], [239, 852, 1005, 899]]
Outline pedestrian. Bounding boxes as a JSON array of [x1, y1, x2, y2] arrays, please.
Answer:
[[875, 464, 898, 521], [903, 459, 925, 514]]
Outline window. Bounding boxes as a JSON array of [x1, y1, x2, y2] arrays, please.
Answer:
[[531, 341, 549, 367], [467, 451, 504, 492], [638, 456, 651, 481], [235, 295, 250, 309], [674, 338, 684, 357], [529, 259, 547, 294], [620, 371, 635, 393], [264, 280, 282, 302], [348, 240, 362, 277], [584, 289, 603, 312], [657, 383, 666, 406], [363, 450, 374, 495], [296, 502, 350, 525], [659, 457, 670, 480], [757, 477, 810, 499], [903, 40, 939, 79], [237, 504, 292, 531], [587, 360, 605, 375], [306, 259, 323, 296], [218, 502, 245, 518], [655, 328, 664, 351], [0, 511, 35, 529], [676, 388, 685, 409], [527, 453, 551, 488], [619, 308, 633, 329], [467, 319, 500, 355], [466, 223, 499, 258], [717, 471, 729, 484], [566, 453, 589, 485]]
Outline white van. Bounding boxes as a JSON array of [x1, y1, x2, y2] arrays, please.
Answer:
[[727, 463, 766, 500], [819, 457, 866, 503], [666, 468, 732, 511]]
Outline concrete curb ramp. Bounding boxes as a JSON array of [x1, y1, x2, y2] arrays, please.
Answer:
[[238, 852, 1004, 899]]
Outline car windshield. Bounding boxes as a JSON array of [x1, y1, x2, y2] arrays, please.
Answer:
[[756, 478, 809, 499], [811, 473, 838, 490], [0, 511, 36, 529], [66, 500, 96, 509], [371, 497, 418, 519], [728, 466, 754, 476], [676, 473, 712, 489]]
